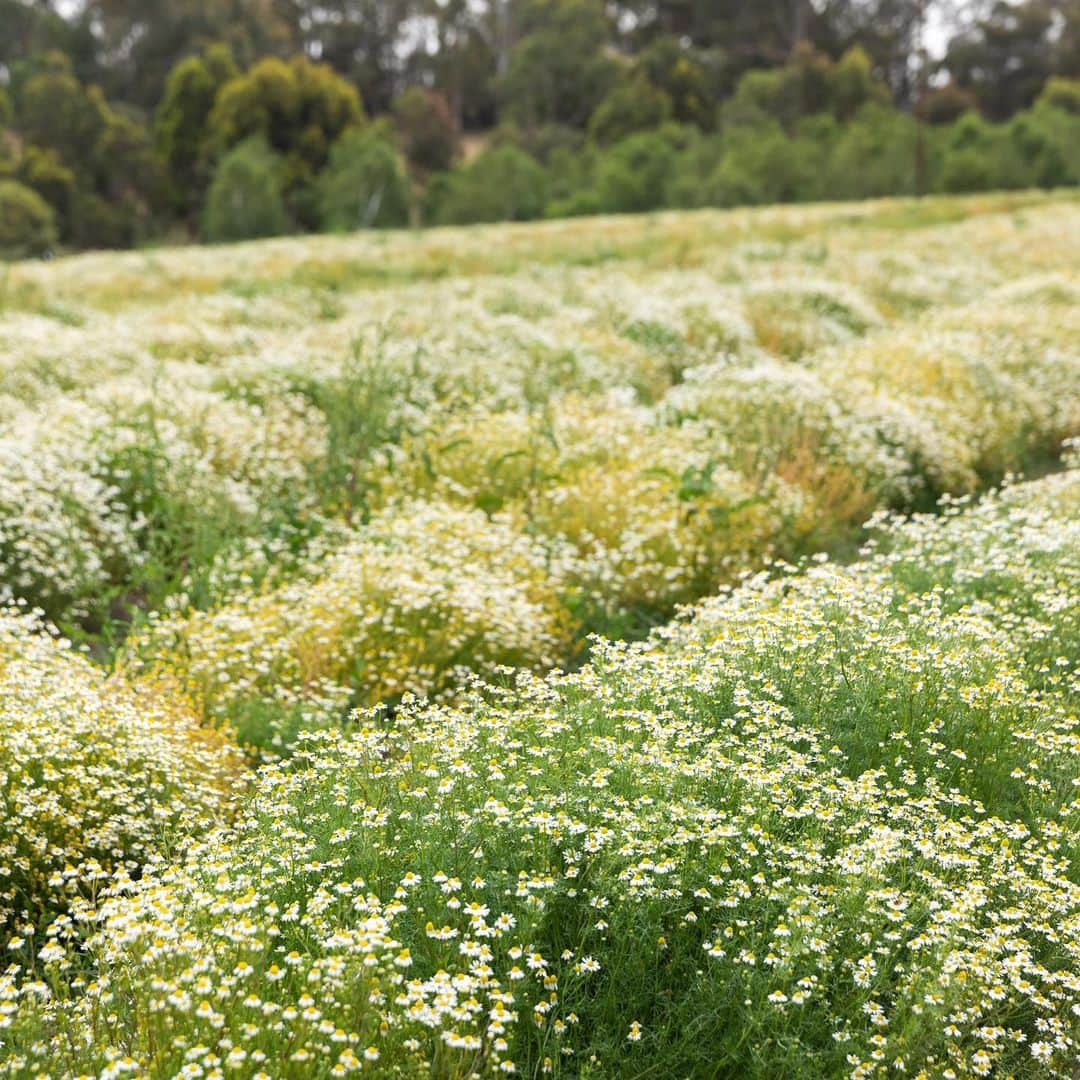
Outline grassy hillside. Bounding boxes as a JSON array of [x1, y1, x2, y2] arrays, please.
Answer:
[[0, 194, 1078, 1077]]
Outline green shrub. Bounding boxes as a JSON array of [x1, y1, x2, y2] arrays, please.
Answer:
[[317, 127, 411, 230], [726, 44, 831, 132], [16, 59, 110, 173], [516, 123, 586, 163], [824, 103, 918, 199], [709, 121, 815, 206], [939, 118, 997, 193], [202, 135, 289, 243], [1007, 112, 1071, 188], [545, 188, 603, 218], [919, 82, 977, 125], [0, 179, 57, 259], [207, 56, 363, 174], [637, 34, 717, 130], [664, 135, 724, 207], [0, 134, 15, 181], [594, 130, 677, 213], [1037, 76, 1080, 115], [435, 144, 548, 224], [1026, 103, 1080, 183], [15, 146, 75, 228], [828, 45, 890, 120], [541, 141, 597, 210], [588, 73, 672, 145], [69, 190, 145, 250], [206, 55, 364, 229], [420, 168, 453, 224], [935, 112, 1036, 193], [724, 44, 889, 132], [705, 159, 759, 206]]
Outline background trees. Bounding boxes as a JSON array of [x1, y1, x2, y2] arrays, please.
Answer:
[[0, 177, 56, 257], [0, 0, 1076, 253], [943, 0, 1059, 119], [81, 0, 300, 109], [5, 50, 166, 246], [393, 86, 459, 172], [497, 0, 618, 129], [317, 125, 412, 229], [154, 44, 239, 218], [201, 134, 288, 242]]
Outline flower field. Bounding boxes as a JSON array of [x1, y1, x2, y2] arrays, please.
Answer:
[[1, 192, 1079, 1078]]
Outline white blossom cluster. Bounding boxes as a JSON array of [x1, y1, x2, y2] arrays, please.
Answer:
[[0, 194, 1076, 1078], [3, 464, 1078, 1078], [0, 606, 243, 941]]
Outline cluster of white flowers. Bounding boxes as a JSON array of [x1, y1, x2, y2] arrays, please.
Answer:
[[0, 194, 1076, 1077], [0, 196, 1074, 638], [126, 500, 571, 746], [0, 606, 243, 942], [3, 465, 1078, 1077], [373, 393, 787, 613], [0, 374, 327, 617]]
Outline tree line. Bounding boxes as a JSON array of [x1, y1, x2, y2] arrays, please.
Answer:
[[1, 0, 1078, 255]]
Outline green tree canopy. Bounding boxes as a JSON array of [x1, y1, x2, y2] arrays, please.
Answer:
[[393, 87, 460, 172], [589, 73, 673, 145], [0, 178, 57, 259], [155, 44, 240, 216], [202, 134, 289, 242], [944, 0, 1059, 121], [206, 54, 364, 225], [318, 125, 411, 229], [208, 55, 364, 176], [1037, 76, 1080, 115], [637, 35, 719, 130], [499, 0, 618, 128], [82, 0, 300, 109], [16, 52, 111, 174]]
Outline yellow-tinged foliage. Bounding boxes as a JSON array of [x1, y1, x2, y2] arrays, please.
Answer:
[[0, 608, 244, 938]]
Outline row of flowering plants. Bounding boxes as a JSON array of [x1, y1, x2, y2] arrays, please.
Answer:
[[3, 455, 1080, 1077], [0, 194, 1077, 1075]]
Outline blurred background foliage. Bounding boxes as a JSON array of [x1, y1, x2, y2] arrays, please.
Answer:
[[0, 0, 1078, 252]]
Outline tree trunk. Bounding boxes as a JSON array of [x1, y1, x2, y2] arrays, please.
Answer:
[[792, 0, 808, 48], [494, 0, 513, 77]]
